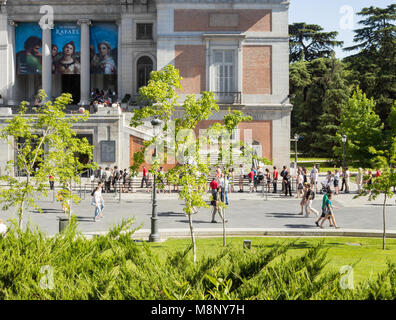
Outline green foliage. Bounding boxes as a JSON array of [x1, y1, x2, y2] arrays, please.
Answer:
[[3, 224, 396, 300], [343, 4, 396, 122], [335, 87, 384, 167], [290, 56, 350, 157], [129, 151, 145, 178], [0, 90, 95, 226], [289, 22, 343, 63]]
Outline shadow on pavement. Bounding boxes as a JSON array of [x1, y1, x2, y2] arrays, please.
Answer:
[[158, 212, 185, 217], [284, 224, 317, 229], [176, 219, 213, 224]]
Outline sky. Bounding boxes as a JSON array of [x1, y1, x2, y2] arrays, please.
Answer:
[[289, 0, 394, 59]]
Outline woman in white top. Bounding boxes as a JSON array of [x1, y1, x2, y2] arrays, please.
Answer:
[[238, 164, 244, 192], [93, 186, 104, 222], [296, 168, 304, 199]]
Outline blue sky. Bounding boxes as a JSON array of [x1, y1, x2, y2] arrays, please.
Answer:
[[289, 0, 394, 59]]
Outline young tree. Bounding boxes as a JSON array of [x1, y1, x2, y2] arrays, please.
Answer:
[[0, 90, 95, 227], [130, 65, 219, 263], [334, 87, 384, 167], [354, 139, 396, 250], [289, 23, 343, 63]]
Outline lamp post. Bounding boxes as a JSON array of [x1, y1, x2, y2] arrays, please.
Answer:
[[342, 135, 347, 169], [149, 117, 162, 242], [294, 133, 299, 168]]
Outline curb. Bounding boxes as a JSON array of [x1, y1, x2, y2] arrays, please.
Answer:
[[82, 228, 396, 240]]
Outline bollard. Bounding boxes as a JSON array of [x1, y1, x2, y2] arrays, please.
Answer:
[[59, 217, 69, 233]]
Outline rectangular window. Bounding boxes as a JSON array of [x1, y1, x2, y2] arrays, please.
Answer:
[[136, 23, 153, 40], [212, 50, 235, 93]]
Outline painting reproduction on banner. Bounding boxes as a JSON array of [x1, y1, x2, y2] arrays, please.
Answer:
[[90, 23, 118, 75], [52, 23, 81, 74]]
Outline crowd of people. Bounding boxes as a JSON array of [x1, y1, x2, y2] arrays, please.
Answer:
[[90, 88, 119, 110], [85, 163, 383, 225]]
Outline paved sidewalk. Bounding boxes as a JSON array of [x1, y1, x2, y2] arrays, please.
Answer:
[[1, 181, 395, 238]]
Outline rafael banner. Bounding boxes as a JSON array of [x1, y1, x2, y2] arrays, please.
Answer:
[[90, 23, 118, 75], [16, 23, 43, 74], [51, 23, 81, 74]]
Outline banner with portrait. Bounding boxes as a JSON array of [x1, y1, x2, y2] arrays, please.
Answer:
[[16, 23, 43, 74], [51, 23, 81, 74], [90, 23, 118, 75]]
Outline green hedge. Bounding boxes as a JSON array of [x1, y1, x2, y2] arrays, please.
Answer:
[[1, 218, 396, 300]]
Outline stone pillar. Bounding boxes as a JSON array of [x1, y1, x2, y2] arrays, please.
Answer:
[[41, 24, 53, 101], [78, 19, 91, 106], [116, 21, 121, 102], [7, 19, 16, 105]]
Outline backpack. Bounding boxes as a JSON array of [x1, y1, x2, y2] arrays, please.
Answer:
[[310, 190, 315, 200]]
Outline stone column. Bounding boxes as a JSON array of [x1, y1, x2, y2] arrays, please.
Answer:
[[116, 21, 121, 102], [41, 23, 53, 101], [78, 19, 91, 106], [7, 19, 16, 105]]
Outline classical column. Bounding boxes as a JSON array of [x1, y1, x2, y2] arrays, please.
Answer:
[[78, 19, 91, 106], [116, 21, 121, 101], [41, 23, 53, 101], [7, 19, 16, 105]]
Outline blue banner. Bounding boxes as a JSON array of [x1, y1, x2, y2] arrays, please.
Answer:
[[52, 23, 81, 74], [16, 23, 43, 74], [90, 23, 118, 74]]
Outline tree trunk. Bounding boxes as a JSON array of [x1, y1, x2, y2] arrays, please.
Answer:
[[18, 201, 24, 229], [383, 193, 387, 250], [188, 212, 196, 264], [222, 208, 226, 247], [68, 178, 72, 221]]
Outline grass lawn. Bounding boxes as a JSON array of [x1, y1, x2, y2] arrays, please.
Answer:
[[146, 236, 396, 285]]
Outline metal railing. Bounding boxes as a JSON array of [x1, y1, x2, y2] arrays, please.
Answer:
[[213, 92, 242, 105]]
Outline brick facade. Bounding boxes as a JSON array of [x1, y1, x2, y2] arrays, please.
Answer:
[[174, 9, 272, 32], [243, 46, 272, 95], [175, 45, 206, 94], [195, 120, 272, 162]]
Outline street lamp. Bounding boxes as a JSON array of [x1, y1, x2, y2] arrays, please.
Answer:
[[294, 133, 299, 168], [342, 135, 347, 169], [149, 117, 162, 242]]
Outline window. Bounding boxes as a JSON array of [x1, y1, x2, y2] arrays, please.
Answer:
[[212, 49, 235, 93], [137, 56, 153, 90], [136, 23, 153, 40]]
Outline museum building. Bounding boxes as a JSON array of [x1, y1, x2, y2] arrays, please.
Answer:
[[0, 0, 292, 175]]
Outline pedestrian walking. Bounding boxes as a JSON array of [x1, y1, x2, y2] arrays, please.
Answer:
[[344, 167, 350, 193], [49, 175, 55, 190], [299, 182, 309, 215], [340, 167, 346, 192], [219, 173, 230, 205], [104, 167, 112, 193], [211, 186, 227, 223], [305, 184, 318, 217], [141, 166, 149, 188], [315, 191, 333, 227], [238, 164, 245, 193], [92, 186, 104, 222], [319, 192, 339, 229], [265, 168, 271, 193], [248, 168, 255, 193], [333, 169, 340, 195], [280, 166, 287, 192], [283, 167, 292, 196], [310, 165, 319, 193], [272, 166, 278, 193], [296, 168, 304, 199]]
